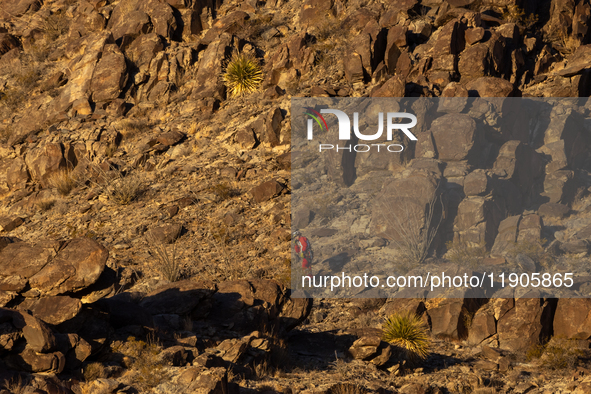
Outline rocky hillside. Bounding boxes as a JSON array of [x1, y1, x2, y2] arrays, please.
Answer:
[[1, 0, 591, 392]]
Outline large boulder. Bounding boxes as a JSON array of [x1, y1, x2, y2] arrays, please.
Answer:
[[554, 299, 591, 340], [430, 114, 482, 163], [27, 238, 109, 297], [496, 296, 554, 352], [0, 242, 55, 293]]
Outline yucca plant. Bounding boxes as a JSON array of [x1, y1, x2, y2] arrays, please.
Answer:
[[382, 311, 431, 363], [223, 51, 264, 98]]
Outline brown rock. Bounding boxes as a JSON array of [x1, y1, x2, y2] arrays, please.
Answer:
[[202, 11, 248, 44], [234, 128, 257, 149], [256, 108, 284, 147], [468, 309, 496, 345], [18, 311, 57, 353], [559, 45, 591, 76], [5, 157, 30, 191], [493, 140, 544, 197], [344, 52, 366, 85], [300, 0, 334, 28], [90, 44, 127, 102], [348, 335, 382, 360], [108, 0, 177, 41], [146, 223, 183, 244], [28, 238, 108, 296], [538, 203, 570, 219], [543, 107, 586, 166], [464, 170, 489, 196], [293, 208, 312, 229], [454, 195, 503, 248], [458, 43, 489, 80], [187, 367, 228, 393], [18, 296, 82, 325], [0, 217, 23, 233], [542, 170, 576, 204], [0, 243, 53, 292], [6, 348, 65, 373], [24, 142, 66, 188], [465, 27, 485, 45], [497, 296, 553, 352], [428, 299, 467, 340], [371, 75, 405, 97], [124, 33, 164, 70], [553, 299, 591, 339], [249, 180, 284, 203], [466, 77, 516, 97], [157, 130, 185, 146], [191, 34, 233, 100], [431, 114, 481, 162]]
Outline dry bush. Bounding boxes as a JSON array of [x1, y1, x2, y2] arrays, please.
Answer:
[[36, 198, 56, 211], [1, 375, 30, 394], [86, 164, 144, 205], [209, 182, 238, 201], [526, 337, 583, 370], [559, 34, 581, 56], [379, 191, 443, 270], [502, 5, 538, 28], [83, 362, 107, 381], [48, 168, 76, 196], [146, 231, 180, 282], [43, 11, 70, 41], [445, 239, 487, 268], [507, 238, 548, 262], [118, 118, 150, 141], [114, 336, 168, 390]]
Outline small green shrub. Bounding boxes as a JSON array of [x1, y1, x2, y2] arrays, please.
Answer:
[[382, 311, 431, 362], [527, 338, 583, 370], [507, 238, 547, 261], [223, 52, 264, 98]]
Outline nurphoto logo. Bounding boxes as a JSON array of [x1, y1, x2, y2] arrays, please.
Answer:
[[304, 107, 418, 153]]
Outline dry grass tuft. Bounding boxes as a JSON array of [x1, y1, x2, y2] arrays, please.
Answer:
[[36, 198, 56, 212], [445, 239, 487, 268], [83, 362, 107, 381], [48, 168, 76, 196], [146, 231, 180, 282], [1, 375, 30, 394]]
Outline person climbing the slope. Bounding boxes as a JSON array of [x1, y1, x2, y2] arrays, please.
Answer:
[[292, 230, 313, 278]]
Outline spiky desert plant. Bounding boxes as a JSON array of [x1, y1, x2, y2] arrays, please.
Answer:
[[223, 51, 264, 98], [382, 311, 431, 363]]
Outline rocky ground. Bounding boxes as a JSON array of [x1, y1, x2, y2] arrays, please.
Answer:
[[1, 0, 591, 392]]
